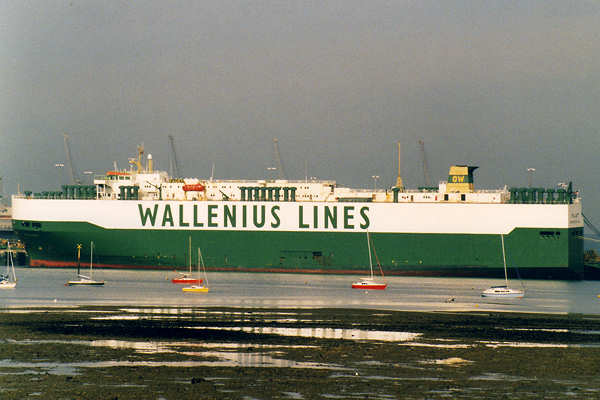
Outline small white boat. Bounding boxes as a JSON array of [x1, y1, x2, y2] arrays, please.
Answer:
[[0, 242, 17, 289], [182, 247, 209, 293], [352, 277, 387, 290], [67, 275, 105, 286], [352, 231, 387, 290], [0, 279, 16, 289], [481, 285, 524, 298], [67, 241, 104, 286], [481, 235, 524, 298]]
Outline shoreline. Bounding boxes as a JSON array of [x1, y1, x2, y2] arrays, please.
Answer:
[[1, 306, 600, 399]]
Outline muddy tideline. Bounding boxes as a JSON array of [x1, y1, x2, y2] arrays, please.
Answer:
[[1, 306, 599, 399]]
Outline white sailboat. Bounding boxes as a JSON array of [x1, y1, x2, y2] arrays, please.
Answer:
[[0, 242, 17, 289], [481, 234, 524, 298], [182, 247, 210, 293], [67, 241, 104, 286], [351, 231, 387, 290]]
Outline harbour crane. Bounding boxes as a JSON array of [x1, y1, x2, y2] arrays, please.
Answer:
[[418, 139, 432, 187], [168, 135, 181, 178], [272, 138, 287, 180], [63, 133, 80, 184], [584, 214, 600, 237]]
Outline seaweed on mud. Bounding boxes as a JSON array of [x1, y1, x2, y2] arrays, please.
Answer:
[[1, 307, 600, 399]]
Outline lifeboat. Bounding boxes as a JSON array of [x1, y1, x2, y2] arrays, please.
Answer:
[[183, 184, 205, 192]]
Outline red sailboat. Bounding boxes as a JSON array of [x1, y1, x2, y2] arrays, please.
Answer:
[[172, 236, 203, 285], [352, 231, 387, 290]]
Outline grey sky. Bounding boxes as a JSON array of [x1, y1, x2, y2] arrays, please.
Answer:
[[2, 1, 599, 228]]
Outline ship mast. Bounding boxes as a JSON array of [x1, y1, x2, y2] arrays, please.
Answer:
[[395, 141, 405, 191], [129, 144, 145, 173]]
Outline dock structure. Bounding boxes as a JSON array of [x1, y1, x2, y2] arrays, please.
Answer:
[[0, 248, 27, 265], [0, 238, 27, 265], [0, 205, 10, 231], [0, 219, 11, 232]]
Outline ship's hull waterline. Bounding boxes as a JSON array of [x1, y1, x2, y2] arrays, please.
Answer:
[[12, 198, 584, 279]]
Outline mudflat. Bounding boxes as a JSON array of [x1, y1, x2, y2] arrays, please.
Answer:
[[1, 306, 599, 399]]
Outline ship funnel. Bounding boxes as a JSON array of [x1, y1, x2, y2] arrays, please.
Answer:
[[147, 154, 153, 173], [446, 165, 478, 193], [395, 141, 405, 191]]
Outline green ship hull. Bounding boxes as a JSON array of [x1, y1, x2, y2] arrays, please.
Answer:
[[15, 220, 584, 279]]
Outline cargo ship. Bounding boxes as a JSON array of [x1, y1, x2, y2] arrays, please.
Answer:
[[12, 145, 584, 279]]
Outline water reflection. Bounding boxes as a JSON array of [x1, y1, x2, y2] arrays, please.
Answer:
[[2, 268, 600, 314], [420, 357, 473, 366], [0, 355, 347, 374], [469, 373, 532, 382], [479, 341, 570, 348], [187, 326, 421, 342], [0, 337, 342, 372]]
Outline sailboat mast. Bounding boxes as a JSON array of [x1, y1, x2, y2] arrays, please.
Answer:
[[198, 247, 208, 287], [10, 245, 15, 282], [7, 242, 14, 281], [188, 236, 192, 274], [76, 244, 81, 276], [366, 231, 374, 278], [90, 241, 94, 278], [5, 242, 8, 277], [500, 234, 508, 285]]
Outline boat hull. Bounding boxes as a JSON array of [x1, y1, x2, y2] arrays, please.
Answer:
[[351, 283, 387, 290], [12, 198, 585, 279], [171, 278, 203, 284], [15, 225, 584, 279], [182, 286, 209, 293], [67, 280, 105, 286], [0, 281, 16, 289], [481, 286, 524, 298]]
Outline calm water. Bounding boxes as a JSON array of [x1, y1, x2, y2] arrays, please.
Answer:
[[1, 267, 599, 314]]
